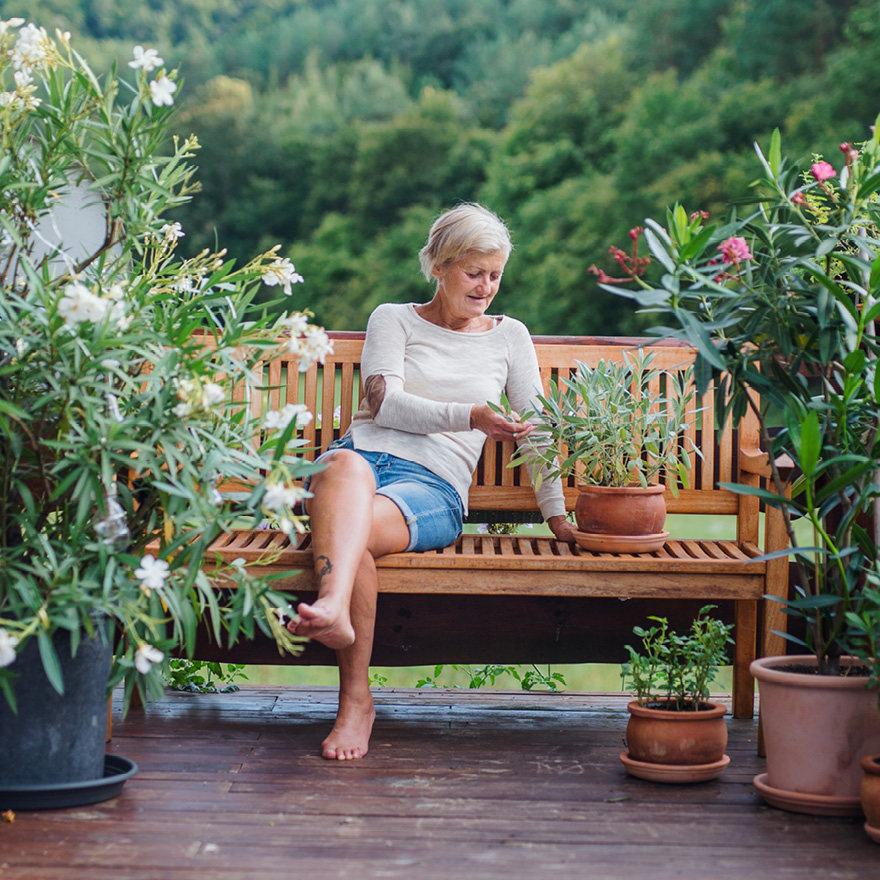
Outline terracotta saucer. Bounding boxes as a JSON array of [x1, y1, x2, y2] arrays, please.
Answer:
[[753, 773, 864, 817], [573, 530, 669, 554], [620, 750, 729, 783], [864, 822, 880, 845]]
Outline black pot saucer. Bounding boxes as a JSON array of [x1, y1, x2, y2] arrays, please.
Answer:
[[0, 754, 138, 810]]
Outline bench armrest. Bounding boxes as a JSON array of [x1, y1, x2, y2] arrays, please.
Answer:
[[739, 446, 794, 478]]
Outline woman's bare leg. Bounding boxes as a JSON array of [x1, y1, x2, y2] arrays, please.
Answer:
[[290, 450, 385, 649], [288, 450, 409, 758], [320, 545, 378, 760], [320, 498, 409, 760]]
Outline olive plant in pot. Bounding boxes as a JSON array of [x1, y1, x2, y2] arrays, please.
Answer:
[[0, 22, 327, 804], [619, 605, 734, 783], [509, 349, 698, 553], [602, 119, 880, 814]]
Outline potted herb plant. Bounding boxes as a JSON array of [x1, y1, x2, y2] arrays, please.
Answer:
[[511, 348, 698, 552], [620, 605, 734, 783], [0, 22, 326, 802], [602, 119, 880, 814]]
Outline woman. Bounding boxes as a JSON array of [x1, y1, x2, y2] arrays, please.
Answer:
[[288, 203, 575, 760]]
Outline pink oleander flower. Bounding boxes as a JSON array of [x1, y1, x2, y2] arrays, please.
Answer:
[[717, 236, 752, 264], [810, 161, 836, 182]]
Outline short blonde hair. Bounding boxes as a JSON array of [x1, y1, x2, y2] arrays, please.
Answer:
[[418, 203, 512, 283]]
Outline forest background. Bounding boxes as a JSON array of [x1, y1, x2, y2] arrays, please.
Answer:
[[11, 0, 880, 336]]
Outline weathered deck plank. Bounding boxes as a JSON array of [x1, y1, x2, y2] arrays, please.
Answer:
[[0, 687, 876, 880]]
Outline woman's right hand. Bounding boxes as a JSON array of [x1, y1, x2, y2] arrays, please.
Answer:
[[470, 404, 534, 442]]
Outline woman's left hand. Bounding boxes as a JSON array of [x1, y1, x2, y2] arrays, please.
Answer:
[[547, 515, 576, 544]]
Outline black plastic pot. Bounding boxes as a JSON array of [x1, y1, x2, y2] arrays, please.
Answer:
[[0, 624, 112, 786]]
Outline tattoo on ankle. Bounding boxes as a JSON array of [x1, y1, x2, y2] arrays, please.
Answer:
[[315, 554, 332, 586]]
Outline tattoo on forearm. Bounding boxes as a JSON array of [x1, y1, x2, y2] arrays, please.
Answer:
[[364, 374, 387, 417], [315, 554, 332, 587]]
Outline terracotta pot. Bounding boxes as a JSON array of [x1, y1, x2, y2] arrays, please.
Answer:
[[573, 484, 668, 553], [861, 754, 880, 845], [621, 699, 730, 783], [575, 484, 666, 535], [751, 655, 880, 817]]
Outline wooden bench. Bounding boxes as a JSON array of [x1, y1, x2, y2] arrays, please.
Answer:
[[195, 332, 790, 720]]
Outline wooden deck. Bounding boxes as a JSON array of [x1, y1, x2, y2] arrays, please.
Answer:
[[1, 687, 877, 879]]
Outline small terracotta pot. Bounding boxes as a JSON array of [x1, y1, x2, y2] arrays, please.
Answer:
[[624, 699, 728, 766], [861, 754, 880, 845], [575, 484, 666, 536]]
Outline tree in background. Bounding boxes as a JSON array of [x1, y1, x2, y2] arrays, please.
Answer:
[[4, 0, 879, 334]]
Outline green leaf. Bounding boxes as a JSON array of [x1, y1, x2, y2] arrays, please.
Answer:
[[815, 238, 838, 258], [858, 170, 880, 200], [768, 129, 782, 178], [37, 632, 65, 696], [643, 228, 676, 274], [717, 481, 789, 506], [679, 224, 716, 262], [796, 410, 821, 478]]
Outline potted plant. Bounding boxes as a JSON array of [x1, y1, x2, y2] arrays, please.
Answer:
[[849, 583, 880, 839], [619, 605, 734, 783], [0, 22, 326, 803], [602, 118, 880, 814], [510, 349, 698, 552]]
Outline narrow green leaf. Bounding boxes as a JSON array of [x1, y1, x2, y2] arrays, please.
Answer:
[[643, 228, 676, 274], [37, 632, 65, 696], [768, 129, 782, 177], [796, 410, 821, 478], [717, 481, 789, 506]]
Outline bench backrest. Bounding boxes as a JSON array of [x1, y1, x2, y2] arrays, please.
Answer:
[[253, 332, 757, 519]]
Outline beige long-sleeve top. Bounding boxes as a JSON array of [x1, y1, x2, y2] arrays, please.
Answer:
[[348, 302, 566, 520]]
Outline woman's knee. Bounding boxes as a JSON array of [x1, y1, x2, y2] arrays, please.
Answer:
[[307, 449, 375, 497]]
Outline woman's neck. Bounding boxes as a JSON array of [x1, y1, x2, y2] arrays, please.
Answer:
[[414, 300, 495, 333]]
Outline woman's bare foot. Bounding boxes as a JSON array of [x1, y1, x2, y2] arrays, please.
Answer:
[[288, 598, 356, 649], [322, 693, 376, 760]]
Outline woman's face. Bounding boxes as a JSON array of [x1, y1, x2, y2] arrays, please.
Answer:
[[432, 251, 507, 321]]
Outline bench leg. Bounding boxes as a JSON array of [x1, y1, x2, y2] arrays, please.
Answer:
[[731, 599, 757, 719]]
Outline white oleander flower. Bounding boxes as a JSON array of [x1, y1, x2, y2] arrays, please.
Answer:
[[0, 628, 19, 667], [160, 221, 184, 240], [129, 45, 164, 73], [57, 282, 109, 326], [263, 403, 313, 431], [0, 18, 24, 37], [149, 75, 177, 107], [262, 258, 304, 296], [202, 382, 225, 408], [280, 311, 310, 336], [287, 324, 333, 372], [262, 483, 306, 512], [135, 643, 165, 674], [11, 23, 54, 73], [134, 554, 170, 593]]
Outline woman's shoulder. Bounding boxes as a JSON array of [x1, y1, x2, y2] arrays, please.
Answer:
[[497, 314, 533, 341], [367, 302, 416, 330]]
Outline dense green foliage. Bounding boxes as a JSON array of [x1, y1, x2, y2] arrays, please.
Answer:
[[6, 0, 879, 334]]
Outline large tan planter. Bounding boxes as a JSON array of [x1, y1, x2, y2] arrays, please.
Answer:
[[751, 655, 880, 817]]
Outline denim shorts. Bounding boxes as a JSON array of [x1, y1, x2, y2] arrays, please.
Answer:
[[306, 434, 463, 552]]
